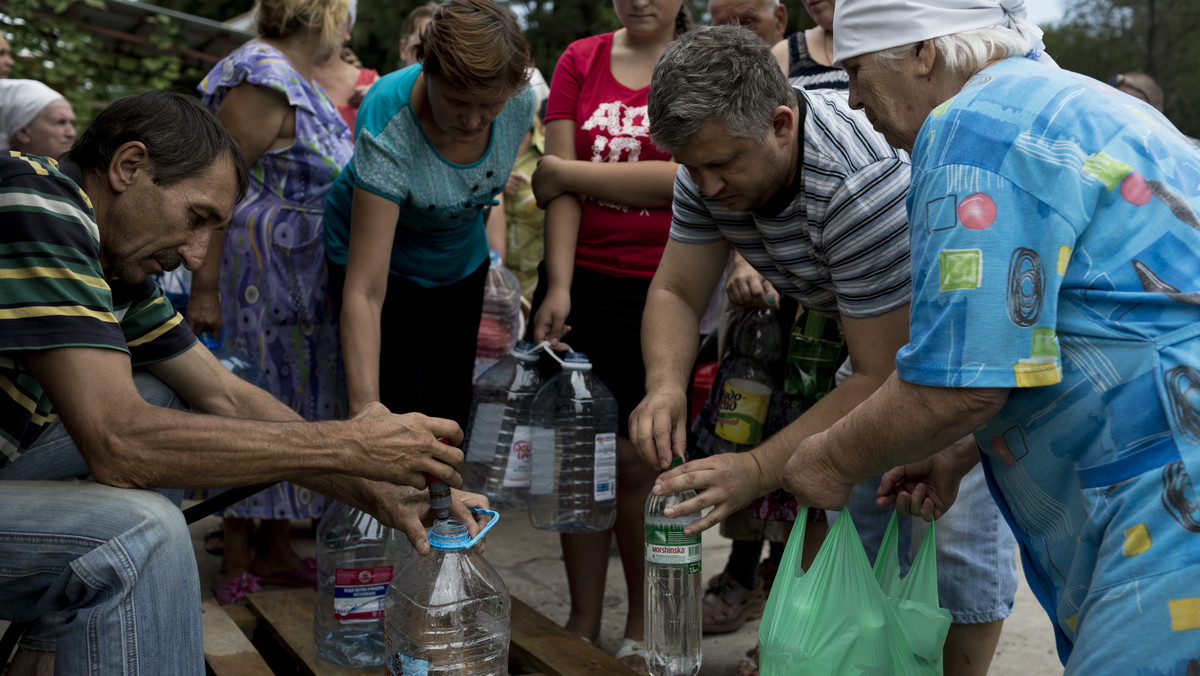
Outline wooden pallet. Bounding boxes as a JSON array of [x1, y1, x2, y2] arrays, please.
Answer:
[[239, 589, 639, 676], [201, 599, 273, 676]]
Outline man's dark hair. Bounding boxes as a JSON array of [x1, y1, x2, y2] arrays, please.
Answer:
[[68, 91, 248, 200]]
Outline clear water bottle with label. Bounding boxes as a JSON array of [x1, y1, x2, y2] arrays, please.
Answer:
[[527, 352, 618, 532], [645, 457, 702, 676], [313, 501, 413, 667], [463, 340, 544, 511], [475, 249, 523, 382], [384, 510, 509, 675], [713, 309, 783, 453]]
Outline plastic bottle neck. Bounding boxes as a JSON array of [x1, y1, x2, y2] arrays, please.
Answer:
[[428, 517, 471, 552]]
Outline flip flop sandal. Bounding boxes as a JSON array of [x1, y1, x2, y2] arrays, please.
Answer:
[[212, 572, 262, 606], [614, 637, 649, 675], [257, 557, 318, 588]]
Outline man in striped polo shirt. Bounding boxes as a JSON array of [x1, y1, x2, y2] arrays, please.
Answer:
[[630, 26, 1016, 674], [0, 92, 471, 675]]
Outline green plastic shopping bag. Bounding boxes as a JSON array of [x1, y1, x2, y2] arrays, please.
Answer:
[[758, 507, 952, 675]]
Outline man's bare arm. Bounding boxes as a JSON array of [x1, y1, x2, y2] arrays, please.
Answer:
[[629, 237, 730, 468], [27, 345, 464, 491]]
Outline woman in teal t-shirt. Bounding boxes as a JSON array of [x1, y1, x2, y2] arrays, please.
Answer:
[[323, 0, 534, 427]]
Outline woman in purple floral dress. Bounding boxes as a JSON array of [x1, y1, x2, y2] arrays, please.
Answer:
[[190, 0, 353, 604]]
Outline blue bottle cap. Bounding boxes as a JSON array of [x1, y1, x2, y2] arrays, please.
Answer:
[[427, 508, 500, 552]]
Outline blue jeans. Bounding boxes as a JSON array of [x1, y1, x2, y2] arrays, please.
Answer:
[[0, 371, 203, 674]]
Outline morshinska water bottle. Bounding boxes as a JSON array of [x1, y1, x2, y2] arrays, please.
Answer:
[[712, 308, 783, 454], [644, 457, 702, 676], [384, 506, 509, 675], [527, 352, 618, 532], [314, 501, 414, 667], [474, 249, 523, 382], [463, 340, 544, 511]]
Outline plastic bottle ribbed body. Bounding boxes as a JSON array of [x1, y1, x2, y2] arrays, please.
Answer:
[[474, 252, 522, 381], [527, 355, 618, 532], [644, 476, 702, 676], [314, 502, 413, 668], [384, 519, 511, 675], [463, 342, 543, 511]]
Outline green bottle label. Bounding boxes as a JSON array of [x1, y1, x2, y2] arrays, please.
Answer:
[[645, 521, 701, 571]]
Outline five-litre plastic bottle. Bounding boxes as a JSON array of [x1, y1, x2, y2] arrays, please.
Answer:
[[644, 456, 702, 676], [474, 249, 523, 382], [384, 511, 510, 675], [463, 340, 544, 511], [527, 352, 619, 532], [313, 502, 413, 668], [712, 308, 783, 454]]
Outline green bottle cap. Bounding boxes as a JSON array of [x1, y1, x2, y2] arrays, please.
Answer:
[[669, 456, 683, 469]]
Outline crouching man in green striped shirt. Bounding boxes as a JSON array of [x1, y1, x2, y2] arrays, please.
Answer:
[[0, 91, 480, 676]]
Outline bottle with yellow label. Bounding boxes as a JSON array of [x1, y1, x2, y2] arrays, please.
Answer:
[[713, 309, 783, 451]]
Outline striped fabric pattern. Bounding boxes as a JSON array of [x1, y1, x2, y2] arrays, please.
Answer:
[[0, 153, 196, 465], [669, 88, 913, 319], [786, 32, 850, 91]]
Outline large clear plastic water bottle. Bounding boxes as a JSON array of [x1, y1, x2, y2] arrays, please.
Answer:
[[463, 340, 544, 511], [384, 510, 509, 675], [712, 308, 783, 454], [314, 501, 414, 667], [475, 249, 523, 382], [644, 456, 702, 676], [527, 352, 618, 532]]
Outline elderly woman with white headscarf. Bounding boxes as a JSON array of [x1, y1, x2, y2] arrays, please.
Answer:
[[778, 0, 1200, 672], [0, 79, 75, 158]]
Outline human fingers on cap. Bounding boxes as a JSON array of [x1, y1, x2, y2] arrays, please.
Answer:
[[432, 421, 464, 448]]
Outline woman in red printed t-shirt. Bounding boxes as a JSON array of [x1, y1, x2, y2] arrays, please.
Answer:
[[528, 0, 690, 670]]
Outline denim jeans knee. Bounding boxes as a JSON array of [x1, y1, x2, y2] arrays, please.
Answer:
[[0, 480, 204, 675]]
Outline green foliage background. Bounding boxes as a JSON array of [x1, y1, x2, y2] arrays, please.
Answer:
[[3, 0, 1196, 135], [1042, 0, 1200, 136], [3, 0, 214, 128]]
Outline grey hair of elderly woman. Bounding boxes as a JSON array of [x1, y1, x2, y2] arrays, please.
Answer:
[[870, 26, 1029, 75], [648, 24, 795, 156]]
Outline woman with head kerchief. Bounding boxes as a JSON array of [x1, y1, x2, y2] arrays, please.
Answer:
[[524, 0, 691, 669], [323, 0, 533, 432], [779, 0, 1200, 672], [191, 0, 354, 605], [0, 79, 75, 159]]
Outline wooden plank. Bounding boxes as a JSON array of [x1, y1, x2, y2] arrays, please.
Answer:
[[221, 602, 258, 632], [201, 599, 273, 676], [509, 597, 640, 676], [246, 588, 637, 676], [244, 589, 374, 676]]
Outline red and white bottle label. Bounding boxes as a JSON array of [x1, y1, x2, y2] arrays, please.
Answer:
[[332, 566, 393, 620]]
